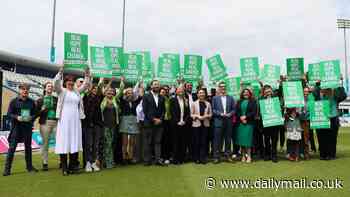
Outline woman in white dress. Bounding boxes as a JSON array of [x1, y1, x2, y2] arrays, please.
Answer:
[[54, 66, 90, 176]]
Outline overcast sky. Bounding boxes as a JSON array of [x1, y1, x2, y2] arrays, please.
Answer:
[[1, 0, 350, 77]]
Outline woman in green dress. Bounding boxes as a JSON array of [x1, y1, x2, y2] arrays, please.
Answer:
[[236, 88, 257, 163]]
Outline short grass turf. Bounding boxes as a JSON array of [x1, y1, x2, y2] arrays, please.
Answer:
[[0, 128, 349, 197]]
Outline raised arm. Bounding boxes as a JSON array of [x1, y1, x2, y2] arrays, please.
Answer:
[[54, 66, 64, 94], [102, 79, 113, 96], [97, 78, 104, 97], [77, 67, 91, 93], [132, 80, 142, 100], [115, 77, 125, 99]]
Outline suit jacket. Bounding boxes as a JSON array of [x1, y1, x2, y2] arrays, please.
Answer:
[[191, 100, 212, 127], [7, 97, 37, 142], [170, 97, 191, 127], [142, 92, 165, 127], [186, 92, 198, 102], [211, 95, 236, 127], [237, 99, 257, 125]]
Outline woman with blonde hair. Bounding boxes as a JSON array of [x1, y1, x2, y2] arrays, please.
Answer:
[[119, 82, 143, 164], [100, 77, 125, 168]]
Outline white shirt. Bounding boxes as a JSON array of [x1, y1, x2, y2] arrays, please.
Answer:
[[151, 91, 159, 107], [136, 101, 144, 122], [221, 95, 227, 114], [178, 96, 185, 125], [188, 93, 194, 113]]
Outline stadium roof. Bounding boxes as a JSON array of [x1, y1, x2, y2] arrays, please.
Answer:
[[0, 49, 83, 75], [0, 49, 59, 71]]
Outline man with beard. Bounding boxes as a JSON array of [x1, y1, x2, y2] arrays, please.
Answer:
[[142, 80, 166, 166]]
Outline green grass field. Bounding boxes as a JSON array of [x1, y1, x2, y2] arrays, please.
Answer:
[[0, 128, 349, 197]]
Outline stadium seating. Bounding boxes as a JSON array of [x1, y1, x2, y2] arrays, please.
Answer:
[[2, 70, 53, 100]]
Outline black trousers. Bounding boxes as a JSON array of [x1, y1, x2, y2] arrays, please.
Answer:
[[82, 123, 86, 167], [193, 126, 208, 162], [263, 126, 279, 159], [4, 133, 33, 172], [207, 122, 214, 158], [113, 126, 122, 164], [287, 139, 301, 157], [60, 152, 79, 171], [161, 120, 173, 160], [253, 125, 264, 157], [309, 129, 317, 152], [184, 125, 193, 162], [316, 117, 339, 158], [279, 126, 285, 148], [143, 126, 163, 163], [231, 125, 241, 155], [172, 124, 187, 163], [84, 125, 103, 163]]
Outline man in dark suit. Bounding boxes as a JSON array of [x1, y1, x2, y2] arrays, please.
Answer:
[[142, 80, 166, 166], [211, 82, 236, 163]]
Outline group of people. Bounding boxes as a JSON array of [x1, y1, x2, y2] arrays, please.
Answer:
[[2, 66, 347, 176]]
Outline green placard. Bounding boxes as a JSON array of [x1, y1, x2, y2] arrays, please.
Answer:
[[282, 81, 305, 108], [162, 53, 181, 78], [310, 100, 330, 129], [157, 56, 180, 85], [320, 60, 341, 89], [183, 54, 202, 82], [287, 58, 304, 81], [21, 109, 30, 118], [90, 46, 112, 78], [64, 32, 88, 70], [206, 55, 228, 82], [135, 51, 153, 81], [240, 57, 260, 84], [259, 97, 284, 127], [260, 64, 280, 89], [225, 77, 241, 100], [104, 46, 123, 77], [308, 62, 321, 86], [122, 53, 142, 83]]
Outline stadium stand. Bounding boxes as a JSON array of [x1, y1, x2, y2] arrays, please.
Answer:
[[0, 49, 77, 131], [2, 69, 54, 99]]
